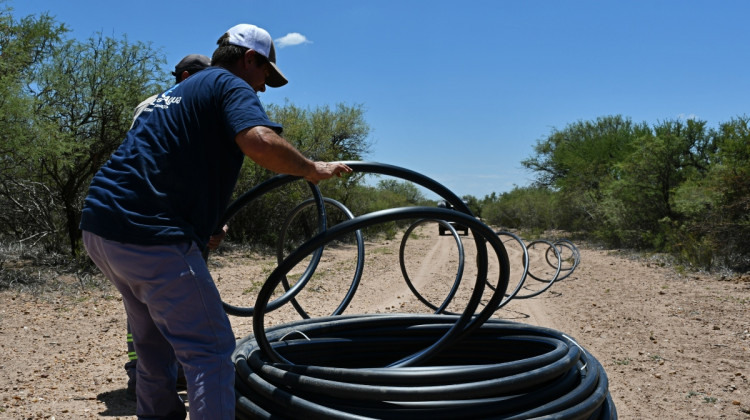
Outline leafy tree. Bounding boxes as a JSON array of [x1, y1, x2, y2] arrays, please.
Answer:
[[520, 112, 749, 269], [267, 101, 370, 161], [522, 115, 647, 189], [0, 5, 167, 256], [357, 180, 429, 240], [0, 2, 66, 82], [601, 119, 711, 248], [233, 102, 370, 191], [522, 115, 650, 232], [671, 116, 750, 269], [0, 5, 67, 247], [376, 179, 426, 206], [482, 186, 559, 232], [32, 33, 165, 255]]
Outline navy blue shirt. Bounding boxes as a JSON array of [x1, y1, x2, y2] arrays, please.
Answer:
[[80, 67, 282, 250]]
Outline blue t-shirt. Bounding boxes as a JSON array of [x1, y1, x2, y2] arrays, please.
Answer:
[[80, 67, 282, 250]]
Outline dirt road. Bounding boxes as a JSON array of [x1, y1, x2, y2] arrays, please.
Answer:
[[1, 224, 748, 418]]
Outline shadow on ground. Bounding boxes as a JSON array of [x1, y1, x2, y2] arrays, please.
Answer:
[[96, 388, 136, 416], [96, 389, 190, 417]]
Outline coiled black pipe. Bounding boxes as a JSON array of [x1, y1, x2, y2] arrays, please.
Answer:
[[238, 205, 614, 418], [233, 314, 617, 419], [251, 207, 510, 368], [277, 197, 365, 318], [207, 175, 327, 317], [399, 221, 577, 307], [544, 239, 581, 282], [207, 161, 486, 318], [210, 162, 581, 317], [216, 162, 613, 419], [513, 239, 562, 299]]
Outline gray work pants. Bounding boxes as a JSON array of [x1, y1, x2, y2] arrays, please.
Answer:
[[83, 231, 235, 420]]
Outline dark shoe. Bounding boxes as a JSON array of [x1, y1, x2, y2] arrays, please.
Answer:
[[126, 382, 137, 401]]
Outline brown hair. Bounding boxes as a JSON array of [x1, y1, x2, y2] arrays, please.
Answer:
[[211, 33, 269, 69], [211, 33, 248, 68]]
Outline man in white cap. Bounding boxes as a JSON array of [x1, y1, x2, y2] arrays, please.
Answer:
[[80, 24, 351, 419]]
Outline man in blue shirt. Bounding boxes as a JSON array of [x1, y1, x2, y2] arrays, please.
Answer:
[[81, 23, 351, 419], [124, 53, 212, 402]]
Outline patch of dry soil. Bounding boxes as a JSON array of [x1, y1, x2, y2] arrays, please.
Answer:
[[1, 225, 749, 419]]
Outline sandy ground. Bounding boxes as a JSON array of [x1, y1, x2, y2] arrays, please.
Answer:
[[1, 224, 749, 419]]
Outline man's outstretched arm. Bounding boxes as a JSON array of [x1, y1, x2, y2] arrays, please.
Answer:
[[235, 126, 352, 184]]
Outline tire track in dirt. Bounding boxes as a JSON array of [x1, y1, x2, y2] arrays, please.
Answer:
[[376, 230, 456, 311]]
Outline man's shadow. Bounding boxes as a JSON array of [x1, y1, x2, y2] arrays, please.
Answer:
[[96, 388, 135, 416], [97, 388, 189, 416]]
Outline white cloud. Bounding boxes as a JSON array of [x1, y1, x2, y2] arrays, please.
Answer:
[[677, 113, 699, 121], [275, 33, 312, 48]]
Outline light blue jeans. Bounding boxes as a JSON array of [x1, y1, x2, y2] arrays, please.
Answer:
[[83, 231, 235, 420]]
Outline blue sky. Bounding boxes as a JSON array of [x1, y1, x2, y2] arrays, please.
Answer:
[[9, 0, 750, 199]]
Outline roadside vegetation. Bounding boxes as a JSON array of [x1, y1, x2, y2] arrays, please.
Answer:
[[1, 3, 747, 293], [479, 115, 749, 272]]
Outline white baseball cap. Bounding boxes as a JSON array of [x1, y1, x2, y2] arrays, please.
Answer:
[[226, 24, 288, 88]]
